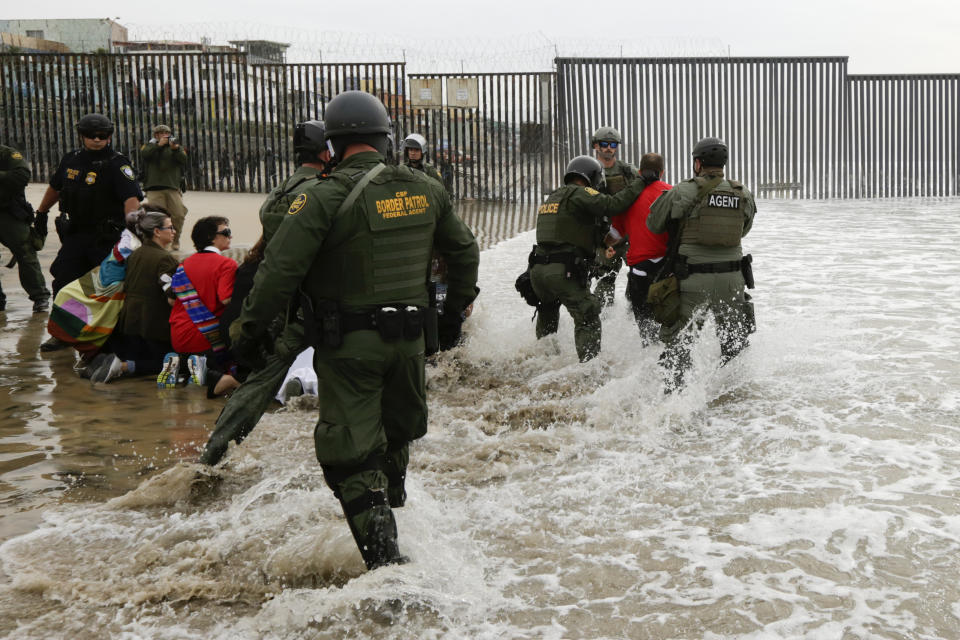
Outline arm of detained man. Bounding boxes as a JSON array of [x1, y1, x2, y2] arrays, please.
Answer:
[[432, 197, 480, 314], [646, 187, 679, 234]]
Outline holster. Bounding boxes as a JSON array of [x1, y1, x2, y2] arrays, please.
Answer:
[[741, 254, 755, 289], [54, 213, 72, 241], [424, 306, 440, 355]]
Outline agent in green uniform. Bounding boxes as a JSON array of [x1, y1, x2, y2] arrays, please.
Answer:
[[530, 155, 646, 362], [590, 126, 639, 307], [200, 120, 331, 466], [141, 124, 188, 250], [0, 144, 50, 313], [647, 137, 756, 389], [401, 133, 445, 188], [231, 92, 479, 570]]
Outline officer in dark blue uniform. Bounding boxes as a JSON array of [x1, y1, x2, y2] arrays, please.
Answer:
[[36, 113, 143, 351]]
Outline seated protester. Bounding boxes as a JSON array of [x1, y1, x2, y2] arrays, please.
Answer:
[[89, 208, 179, 383], [219, 234, 265, 337], [165, 216, 238, 396], [50, 209, 145, 373]]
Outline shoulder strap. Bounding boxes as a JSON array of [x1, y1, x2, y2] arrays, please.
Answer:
[[335, 163, 387, 217]]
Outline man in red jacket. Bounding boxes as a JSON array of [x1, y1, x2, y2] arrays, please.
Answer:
[[610, 153, 672, 343]]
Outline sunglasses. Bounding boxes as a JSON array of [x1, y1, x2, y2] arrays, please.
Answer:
[[598, 141, 618, 149], [216, 228, 232, 238], [83, 132, 111, 140], [159, 226, 175, 231]]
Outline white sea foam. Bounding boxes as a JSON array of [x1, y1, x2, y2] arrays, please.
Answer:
[[3, 198, 960, 638]]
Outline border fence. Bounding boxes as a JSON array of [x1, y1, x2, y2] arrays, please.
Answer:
[[2, 52, 957, 201]]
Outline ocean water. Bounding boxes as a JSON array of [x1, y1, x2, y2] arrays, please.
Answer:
[[1, 198, 959, 639]]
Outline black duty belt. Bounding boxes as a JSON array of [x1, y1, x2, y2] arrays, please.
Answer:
[[530, 251, 577, 266], [687, 260, 742, 274]]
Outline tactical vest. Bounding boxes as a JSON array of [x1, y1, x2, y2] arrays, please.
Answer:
[[601, 161, 636, 195], [260, 169, 320, 243], [313, 165, 436, 309], [535, 186, 595, 254], [58, 150, 125, 231], [681, 177, 747, 247]]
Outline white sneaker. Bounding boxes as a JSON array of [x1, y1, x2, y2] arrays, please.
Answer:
[[187, 354, 207, 385], [157, 352, 180, 388], [90, 355, 124, 384]]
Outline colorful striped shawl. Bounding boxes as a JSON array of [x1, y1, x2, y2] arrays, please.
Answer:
[[171, 264, 227, 359]]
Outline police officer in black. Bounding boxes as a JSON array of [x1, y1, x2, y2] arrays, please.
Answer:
[[36, 113, 142, 351]]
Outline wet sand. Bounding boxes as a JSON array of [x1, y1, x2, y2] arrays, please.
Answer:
[[0, 185, 534, 543]]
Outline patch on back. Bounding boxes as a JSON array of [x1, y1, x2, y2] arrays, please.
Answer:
[[707, 193, 740, 209], [288, 193, 307, 215], [366, 188, 433, 232]]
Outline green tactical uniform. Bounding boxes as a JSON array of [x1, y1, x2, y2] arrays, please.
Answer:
[[531, 177, 645, 361], [591, 159, 638, 306], [140, 140, 189, 247], [406, 160, 445, 190], [647, 168, 756, 384], [234, 151, 479, 567], [199, 165, 324, 466], [0, 144, 49, 310]]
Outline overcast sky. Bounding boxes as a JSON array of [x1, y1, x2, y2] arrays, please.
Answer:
[[8, 0, 960, 75]]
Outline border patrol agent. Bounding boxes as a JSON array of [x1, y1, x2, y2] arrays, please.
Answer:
[[231, 92, 479, 570], [0, 143, 50, 313], [141, 124, 188, 251], [590, 126, 639, 307], [647, 137, 756, 389], [200, 120, 332, 466], [200, 121, 330, 465], [37, 114, 142, 351], [400, 133, 445, 188], [530, 155, 646, 362]]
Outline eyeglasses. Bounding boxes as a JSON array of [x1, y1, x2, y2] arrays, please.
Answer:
[[159, 226, 175, 231], [83, 132, 111, 140], [215, 228, 232, 238], [598, 141, 618, 149]]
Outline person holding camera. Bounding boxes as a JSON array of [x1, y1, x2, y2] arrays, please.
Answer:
[[141, 124, 188, 250]]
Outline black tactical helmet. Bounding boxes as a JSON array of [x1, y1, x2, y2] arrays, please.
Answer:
[[563, 155, 605, 189], [76, 113, 114, 136], [323, 91, 392, 158], [293, 120, 326, 162], [591, 126, 622, 144], [692, 137, 728, 167]]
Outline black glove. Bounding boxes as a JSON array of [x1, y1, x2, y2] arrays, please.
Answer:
[[231, 332, 273, 370], [437, 311, 464, 352]]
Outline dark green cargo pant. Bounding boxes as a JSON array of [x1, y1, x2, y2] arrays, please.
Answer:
[[658, 272, 756, 389], [313, 328, 426, 569], [590, 244, 625, 308], [0, 214, 49, 305], [200, 322, 305, 466], [530, 262, 602, 362]]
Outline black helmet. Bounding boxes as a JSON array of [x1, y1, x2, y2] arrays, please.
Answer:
[[76, 113, 114, 136], [293, 120, 326, 163], [323, 91, 391, 158], [563, 155, 605, 189], [591, 126, 622, 145], [692, 137, 728, 167]]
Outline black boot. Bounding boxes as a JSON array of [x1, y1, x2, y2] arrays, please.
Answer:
[[358, 504, 409, 570]]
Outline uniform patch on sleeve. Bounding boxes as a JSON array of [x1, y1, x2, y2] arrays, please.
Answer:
[[11, 151, 23, 160], [288, 193, 307, 215], [120, 165, 136, 180], [584, 187, 600, 196]]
